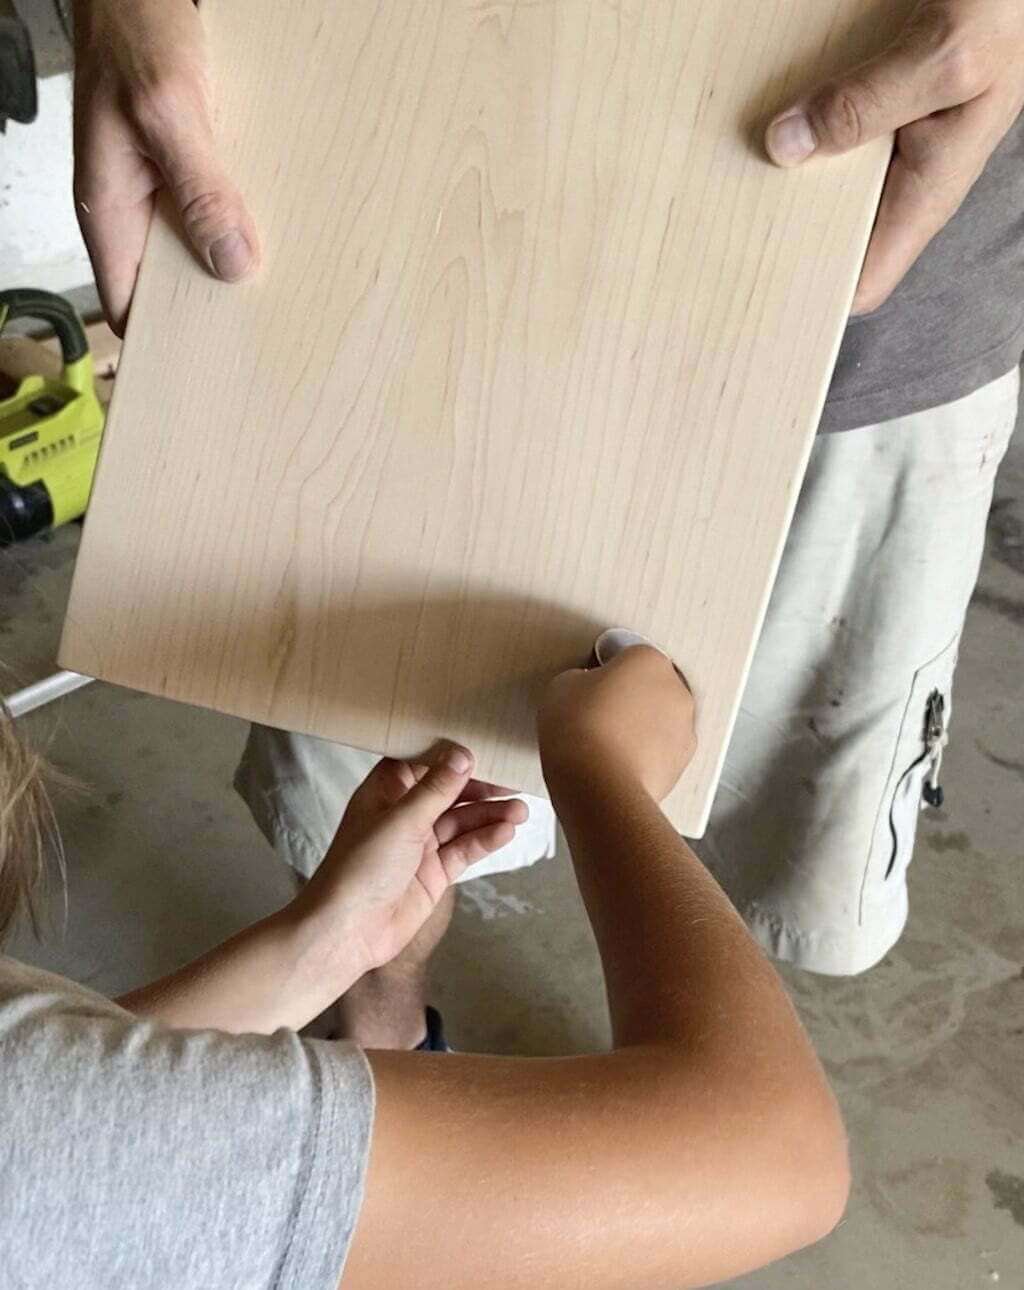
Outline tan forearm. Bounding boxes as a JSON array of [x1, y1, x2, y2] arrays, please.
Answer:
[[553, 768, 850, 1250], [548, 766, 836, 1108]]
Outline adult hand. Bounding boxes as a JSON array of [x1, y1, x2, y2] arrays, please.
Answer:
[[538, 645, 695, 803], [765, 0, 1024, 313], [72, 0, 259, 334], [291, 744, 527, 984]]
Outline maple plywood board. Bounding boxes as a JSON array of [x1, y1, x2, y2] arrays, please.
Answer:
[[60, 0, 891, 835]]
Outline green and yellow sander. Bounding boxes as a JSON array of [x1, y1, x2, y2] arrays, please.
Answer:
[[0, 288, 104, 545]]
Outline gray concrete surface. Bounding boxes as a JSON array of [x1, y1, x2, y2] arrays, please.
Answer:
[[2, 433, 1022, 1288]]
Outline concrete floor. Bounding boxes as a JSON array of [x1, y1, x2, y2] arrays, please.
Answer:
[[2, 433, 1022, 1288]]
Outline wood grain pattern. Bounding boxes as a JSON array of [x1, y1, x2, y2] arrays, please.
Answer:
[[60, 0, 892, 835]]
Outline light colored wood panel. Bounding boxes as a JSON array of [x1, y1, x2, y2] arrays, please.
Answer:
[[60, 0, 892, 835]]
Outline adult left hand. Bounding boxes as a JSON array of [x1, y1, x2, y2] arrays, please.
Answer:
[[72, 0, 259, 334], [765, 0, 1024, 313]]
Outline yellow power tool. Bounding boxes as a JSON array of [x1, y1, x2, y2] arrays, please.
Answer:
[[0, 288, 104, 545]]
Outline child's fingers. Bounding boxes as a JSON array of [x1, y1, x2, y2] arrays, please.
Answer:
[[391, 741, 475, 830], [434, 797, 529, 846], [437, 820, 519, 880], [399, 759, 511, 805], [348, 757, 417, 813], [455, 778, 519, 803]]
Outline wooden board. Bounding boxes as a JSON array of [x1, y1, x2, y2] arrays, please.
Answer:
[[60, 0, 893, 835]]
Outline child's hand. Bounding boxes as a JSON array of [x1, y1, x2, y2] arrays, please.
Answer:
[[538, 646, 695, 803], [290, 744, 528, 986]]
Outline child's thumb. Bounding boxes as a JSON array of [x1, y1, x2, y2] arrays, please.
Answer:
[[394, 742, 474, 829]]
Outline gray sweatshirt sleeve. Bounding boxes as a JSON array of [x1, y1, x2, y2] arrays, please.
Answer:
[[1, 957, 374, 1290]]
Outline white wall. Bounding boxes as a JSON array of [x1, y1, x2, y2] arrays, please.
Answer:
[[1, 2, 94, 296]]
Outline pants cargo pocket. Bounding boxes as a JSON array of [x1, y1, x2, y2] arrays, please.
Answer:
[[860, 634, 960, 917]]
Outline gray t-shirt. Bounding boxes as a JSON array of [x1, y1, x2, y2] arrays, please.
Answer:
[[822, 113, 1024, 433], [0, 955, 374, 1290]]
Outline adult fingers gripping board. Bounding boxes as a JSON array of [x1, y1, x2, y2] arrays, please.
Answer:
[[60, 0, 895, 835]]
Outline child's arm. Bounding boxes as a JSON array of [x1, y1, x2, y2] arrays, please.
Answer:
[[117, 748, 526, 1032], [114, 906, 347, 1033], [342, 648, 849, 1290]]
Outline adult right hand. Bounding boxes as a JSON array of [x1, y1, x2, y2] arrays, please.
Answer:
[[765, 0, 1024, 314], [72, 0, 259, 334], [538, 645, 696, 803]]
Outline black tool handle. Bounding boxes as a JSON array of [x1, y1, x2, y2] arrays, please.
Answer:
[[0, 288, 89, 365]]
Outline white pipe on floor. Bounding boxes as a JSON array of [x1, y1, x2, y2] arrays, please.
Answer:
[[5, 670, 94, 718]]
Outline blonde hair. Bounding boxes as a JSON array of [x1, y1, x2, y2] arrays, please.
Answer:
[[0, 702, 60, 942]]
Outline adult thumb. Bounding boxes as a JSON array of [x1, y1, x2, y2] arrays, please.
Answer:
[[765, 15, 975, 166], [149, 115, 259, 281], [394, 743, 475, 831]]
